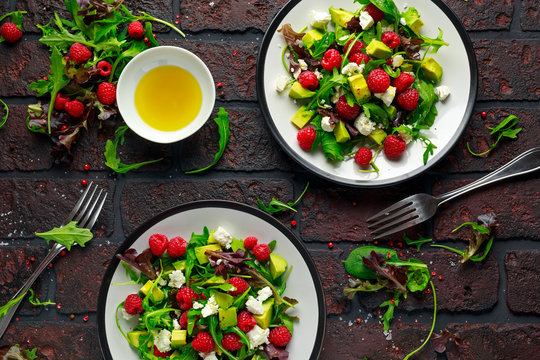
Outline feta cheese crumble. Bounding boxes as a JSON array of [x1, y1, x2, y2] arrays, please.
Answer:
[[321, 116, 335, 132], [245, 296, 264, 315], [213, 226, 232, 249], [193, 301, 204, 310], [121, 308, 135, 320], [257, 286, 273, 302], [434, 85, 451, 101], [298, 59, 308, 71], [400, 17, 407, 26], [359, 11, 374, 30], [311, 10, 331, 29], [275, 75, 290, 93], [313, 69, 323, 80], [200, 351, 218, 360], [342, 62, 363, 76], [201, 295, 219, 318], [331, 86, 345, 104], [154, 329, 172, 353], [173, 319, 181, 330], [158, 278, 168, 286], [247, 325, 270, 349], [398, 125, 414, 144], [354, 113, 376, 136], [374, 86, 396, 107], [168, 269, 186, 289], [392, 54, 404, 68]]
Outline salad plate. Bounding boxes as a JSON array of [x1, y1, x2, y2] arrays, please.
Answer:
[[256, 0, 477, 187], [97, 200, 325, 360]]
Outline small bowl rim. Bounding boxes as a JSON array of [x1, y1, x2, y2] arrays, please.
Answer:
[[117, 45, 216, 144]]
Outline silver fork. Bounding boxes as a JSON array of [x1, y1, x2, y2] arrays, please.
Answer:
[[0, 182, 108, 339], [368, 147, 540, 239]]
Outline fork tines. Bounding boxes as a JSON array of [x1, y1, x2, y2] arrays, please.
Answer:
[[367, 196, 420, 239], [63, 182, 108, 230]]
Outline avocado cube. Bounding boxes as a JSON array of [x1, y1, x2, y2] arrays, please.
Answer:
[[139, 280, 165, 302], [253, 298, 274, 329], [289, 81, 316, 99], [172, 260, 186, 271], [421, 57, 443, 83], [333, 121, 351, 143], [127, 331, 148, 348], [400, 63, 413, 72], [402, 7, 424, 35], [348, 74, 371, 102], [207, 230, 218, 244], [329, 7, 356, 28], [302, 29, 323, 49], [195, 244, 222, 264], [205, 275, 226, 286], [170, 350, 181, 359], [210, 290, 234, 309], [218, 307, 238, 330], [291, 105, 316, 129], [269, 253, 288, 279], [366, 39, 393, 59], [171, 329, 187, 348], [368, 129, 387, 145], [231, 237, 246, 252]]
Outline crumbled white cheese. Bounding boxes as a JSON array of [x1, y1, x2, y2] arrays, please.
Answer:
[[173, 319, 181, 330], [275, 75, 290, 93], [193, 301, 204, 310], [154, 329, 172, 353], [247, 325, 270, 349], [245, 296, 264, 315], [342, 62, 362, 76], [201, 295, 219, 318], [359, 11, 374, 30], [257, 286, 273, 302], [398, 125, 414, 144], [158, 278, 168, 286], [321, 116, 335, 132], [311, 10, 331, 29], [400, 17, 407, 26], [354, 113, 376, 136], [331, 86, 345, 104], [404, 71, 415, 77], [213, 226, 232, 249], [294, 39, 304, 48], [313, 69, 323, 80], [380, 21, 394, 33], [168, 270, 186, 289], [121, 308, 135, 320], [298, 59, 308, 71], [293, 67, 302, 79], [374, 86, 396, 107], [392, 54, 404, 69], [434, 85, 451, 101], [200, 351, 218, 360]]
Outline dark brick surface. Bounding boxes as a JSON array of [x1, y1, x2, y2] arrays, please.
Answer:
[[521, 0, 540, 30], [433, 178, 540, 240], [310, 249, 348, 315], [0, 179, 115, 238], [181, 107, 291, 171], [505, 250, 540, 314], [443, 0, 513, 31], [475, 39, 539, 101]]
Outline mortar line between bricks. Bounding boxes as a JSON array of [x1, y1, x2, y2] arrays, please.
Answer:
[[469, 31, 540, 39]]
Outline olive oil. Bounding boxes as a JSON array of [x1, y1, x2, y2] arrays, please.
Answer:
[[135, 65, 202, 132]]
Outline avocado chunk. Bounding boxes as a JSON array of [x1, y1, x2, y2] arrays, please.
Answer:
[[218, 307, 238, 329], [231, 237, 246, 252], [127, 331, 148, 348], [254, 298, 274, 329], [291, 105, 316, 129], [139, 280, 165, 302], [402, 7, 424, 35], [289, 81, 316, 99], [171, 329, 187, 348], [210, 290, 234, 309], [368, 128, 387, 145], [204, 275, 226, 286], [348, 74, 371, 102], [269, 253, 288, 279], [302, 29, 323, 49], [195, 244, 222, 264], [333, 121, 351, 143], [172, 260, 186, 271], [207, 230, 218, 244], [400, 63, 413, 72], [366, 39, 392, 59], [329, 7, 356, 28], [421, 57, 443, 83], [170, 350, 182, 359]]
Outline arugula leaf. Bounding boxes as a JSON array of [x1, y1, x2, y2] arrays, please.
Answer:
[[362, 103, 389, 127], [186, 108, 230, 174], [257, 182, 309, 213], [310, 32, 336, 59], [334, 25, 352, 46], [308, 68, 348, 108], [25, 348, 39, 360], [379, 292, 401, 331], [0, 98, 8, 130], [35, 221, 93, 251], [28, 288, 56, 307], [403, 281, 437, 359], [43, 46, 71, 134], [467, 115, 521, 156], [0, 292, 26, 322], [419, 28, 449, 53], [403, 233, 432, 251], [343, 278, 388, 299]]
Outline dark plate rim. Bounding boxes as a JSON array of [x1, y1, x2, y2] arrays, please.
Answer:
[[256, 0, 478, 188], [97, 200, 327, 360]]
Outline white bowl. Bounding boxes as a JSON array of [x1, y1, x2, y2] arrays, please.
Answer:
[[117, 46, 216, 144]]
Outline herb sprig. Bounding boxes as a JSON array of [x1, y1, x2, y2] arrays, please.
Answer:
[[28, 288, 56, 307], [35, 220, 93, 251], [0, 98, 8, 129], [467, 115, 521, 156], [403, 233, 432, 251], [257, 182, 309, 213]]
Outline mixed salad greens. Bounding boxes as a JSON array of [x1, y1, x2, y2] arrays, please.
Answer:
[[278, 0, 450, 171], [115, 226, 297, 360]]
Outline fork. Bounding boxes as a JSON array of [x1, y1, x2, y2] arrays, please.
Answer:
[[0, 182, 107, 339], [367, 147, 540, 239]]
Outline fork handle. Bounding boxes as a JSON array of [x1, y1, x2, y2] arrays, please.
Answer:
[[437, 147, 540, 204], [0, 243, 65, 339]]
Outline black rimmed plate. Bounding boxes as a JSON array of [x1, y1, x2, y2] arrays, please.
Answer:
[[257, 0, 477, 187], [97, 200, 326, 360]]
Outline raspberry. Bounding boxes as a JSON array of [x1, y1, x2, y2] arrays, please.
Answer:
[[397, 88, 420, 111], [229, 277, 249, 297], [176, 287, 199, 310], [344, 39, 365, 55], [365, 4, 385, 23], [366, 68, 390, 93], [381, 31, 400, 49], [153, 346, 170, 358], [393, 73, 414, 93], [237, 311, 257, 333], [149, 234, 168, 256], [97, 82, 116, 105], [221, 332, 243, 351], [191, 331, 215, 353], [179, 311, 198, 329], [124, 294, 143, 315], [69, 43, 92, 64], [383, 134, 407, 159], [349, 52, 371, 65], [297, 127, 317, 151], [97, 60, 112, 77], [64, 100, 84, 117], [253, 243, 270, 261], [336, 95, 360, 121], [321, 49, 342, 71], [54, 93, 70, 111], [268, 326, 292, 347], [354, 147, 373, 167], [298, 71, 318, 91], [0, 22, 22, 43], [243, 236, 258, 250], [167, 236, 187, 258], [128, 21, 145, 39]]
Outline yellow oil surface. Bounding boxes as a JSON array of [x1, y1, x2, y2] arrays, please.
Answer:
[[135, 65, 202, 132]]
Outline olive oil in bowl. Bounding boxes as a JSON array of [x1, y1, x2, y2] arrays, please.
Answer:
[[134, 65, 202, 132]]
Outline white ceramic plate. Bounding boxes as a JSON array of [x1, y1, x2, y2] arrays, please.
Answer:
[[257, 0, 477, 187], [98, 201, 325, 360]]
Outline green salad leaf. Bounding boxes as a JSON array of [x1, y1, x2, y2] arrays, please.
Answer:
[[467, 114, 521, 157], [403, 233, 432, 251], [257, 182, 309, 213], [28, 288, 56, 307], [0, 98, 8, 130], [0, 293, 26, 322], [35, 221, 93, 251]]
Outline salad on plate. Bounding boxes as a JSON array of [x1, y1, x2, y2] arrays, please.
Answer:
[[115, 226, 297, 360], [276, 0, 450, 171]]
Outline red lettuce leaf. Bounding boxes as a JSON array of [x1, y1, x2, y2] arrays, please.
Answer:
[[362, 251, 408, 293]]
